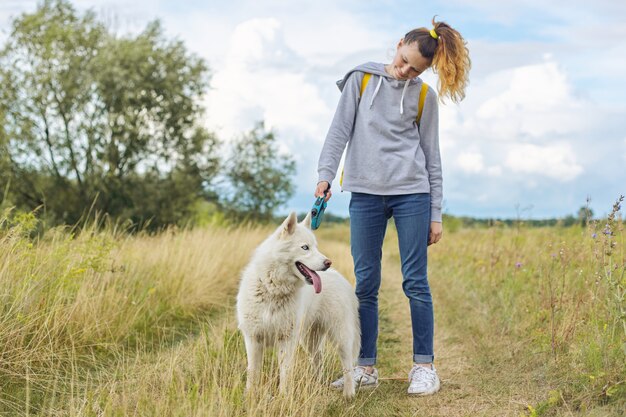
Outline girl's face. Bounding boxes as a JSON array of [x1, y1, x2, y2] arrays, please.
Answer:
[[387, 39, 431, 80]]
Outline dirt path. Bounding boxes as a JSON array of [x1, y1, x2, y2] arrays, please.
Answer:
[[329, 230, 541, 417]]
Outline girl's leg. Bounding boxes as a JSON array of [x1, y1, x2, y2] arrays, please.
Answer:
[[349, 192, 390, 366], [390, 193, 434, 364]]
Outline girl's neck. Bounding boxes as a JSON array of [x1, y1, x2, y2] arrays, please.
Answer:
[[384, 64, 395, 78]]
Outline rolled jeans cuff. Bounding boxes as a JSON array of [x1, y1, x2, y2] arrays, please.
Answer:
[[413, 354, 434, 364], [357, 357, 376, 366]]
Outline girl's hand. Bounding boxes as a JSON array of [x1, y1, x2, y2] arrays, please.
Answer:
[[428, 221, 443, 245], [315, 181, 332, 202]]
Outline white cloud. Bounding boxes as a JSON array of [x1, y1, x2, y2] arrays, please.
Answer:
[[471, 58, 587, 141], [227, 18, 295, 66], [505, 143, 582, 181], [486, 166, 502, 176], [204, 18, 330, 141], [441, 54, 589, 187], [457, 151, 484, 173], [455, 151, 502, 177], [478, 57, 568, 112]]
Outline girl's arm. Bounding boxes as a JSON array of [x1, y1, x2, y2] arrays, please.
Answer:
[[418, 87, 443, 223], [317, 71, 364, 188]]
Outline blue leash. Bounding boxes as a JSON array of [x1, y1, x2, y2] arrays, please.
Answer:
[[311, 189, 329, 230]]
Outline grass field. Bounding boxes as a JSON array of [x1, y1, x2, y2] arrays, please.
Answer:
[[0, 205, 624, 416]]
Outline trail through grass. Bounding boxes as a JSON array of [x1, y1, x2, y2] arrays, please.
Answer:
[[0, 210, 624, 416]]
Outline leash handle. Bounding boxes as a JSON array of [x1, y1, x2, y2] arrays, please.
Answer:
[[311, 187, 329, 230]]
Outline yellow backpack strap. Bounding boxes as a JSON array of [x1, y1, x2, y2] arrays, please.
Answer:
[[360, 73, 372, 97], [341, 73, 372, 187], [417, 82, 429, 126]]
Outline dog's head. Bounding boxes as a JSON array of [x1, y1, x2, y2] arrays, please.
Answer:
[[276, 211, 331, 293]]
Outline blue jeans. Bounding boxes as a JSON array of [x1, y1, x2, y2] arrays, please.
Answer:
[[349, 192, 433, 366]]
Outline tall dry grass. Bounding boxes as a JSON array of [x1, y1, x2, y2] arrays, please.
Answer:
[[0, 204, 624, 416], [426, 198, 625, 415], [0, 209, 270, 415]]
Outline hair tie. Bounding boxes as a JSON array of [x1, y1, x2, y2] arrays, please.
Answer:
[[429, 29, 439, 39]]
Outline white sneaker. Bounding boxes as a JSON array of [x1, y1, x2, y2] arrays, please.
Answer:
[[407, 364, 440, 395], [331, 366, 379, 389]]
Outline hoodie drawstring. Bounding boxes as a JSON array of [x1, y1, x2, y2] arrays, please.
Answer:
[[369, 76, 383, 108], [400, 79, 410, 115], [368, 75, 412, 116]]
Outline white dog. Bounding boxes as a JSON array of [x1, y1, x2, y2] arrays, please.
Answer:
[[236, 211, 360, 398]]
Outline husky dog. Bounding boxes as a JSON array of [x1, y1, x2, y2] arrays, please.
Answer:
[[236, 212, 360, 398]]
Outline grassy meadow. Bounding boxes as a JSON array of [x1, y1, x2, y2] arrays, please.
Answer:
[[0, 205, 624, 416]]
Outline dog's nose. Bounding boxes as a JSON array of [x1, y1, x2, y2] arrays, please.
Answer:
[[324, 259, 332, 269]]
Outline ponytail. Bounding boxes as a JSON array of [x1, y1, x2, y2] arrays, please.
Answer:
[[403, 17, 471, 103]]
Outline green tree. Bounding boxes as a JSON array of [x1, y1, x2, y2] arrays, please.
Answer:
[[0, 0, 219, 228], [222, 122, 296, 221], [577, 205, 594, 227], [561, 214, 577, 227]]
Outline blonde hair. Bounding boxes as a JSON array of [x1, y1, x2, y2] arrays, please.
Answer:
[[403, 17, 471, 103]]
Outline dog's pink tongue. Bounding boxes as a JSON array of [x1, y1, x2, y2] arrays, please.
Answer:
[[310, 270, 322, 293]]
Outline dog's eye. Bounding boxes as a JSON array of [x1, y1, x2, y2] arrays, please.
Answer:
[[301, 245, 309, 250]]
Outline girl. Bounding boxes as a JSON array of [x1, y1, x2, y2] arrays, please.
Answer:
[[315, 18, 470, 395]]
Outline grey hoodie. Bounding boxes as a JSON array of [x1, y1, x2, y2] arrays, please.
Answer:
[[317, 62, 442, 222]]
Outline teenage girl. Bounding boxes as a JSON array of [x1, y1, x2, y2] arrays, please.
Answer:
[[315, 17, 470, 395]]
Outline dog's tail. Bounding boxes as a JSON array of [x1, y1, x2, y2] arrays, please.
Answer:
[[352, 297, 361, 360]]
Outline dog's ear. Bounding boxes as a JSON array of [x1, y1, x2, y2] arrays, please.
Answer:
[[280, 212, 298, 237], [301, 211, 312, 229]]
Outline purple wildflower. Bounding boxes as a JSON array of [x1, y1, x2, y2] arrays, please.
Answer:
[[591, 233, 597, 239], [515, 262, 522, 268]]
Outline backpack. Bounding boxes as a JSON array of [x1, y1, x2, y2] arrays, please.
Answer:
[[338, 74, 429, 187]]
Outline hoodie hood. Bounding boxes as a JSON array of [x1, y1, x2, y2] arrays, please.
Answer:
[[336, 62, 389, 92], [336, 61, 421, 115]]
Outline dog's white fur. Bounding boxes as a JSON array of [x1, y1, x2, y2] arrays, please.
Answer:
[[236, 212, 360, 398]]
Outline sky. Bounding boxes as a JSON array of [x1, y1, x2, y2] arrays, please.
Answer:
[[1, 0, 625, 220]]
